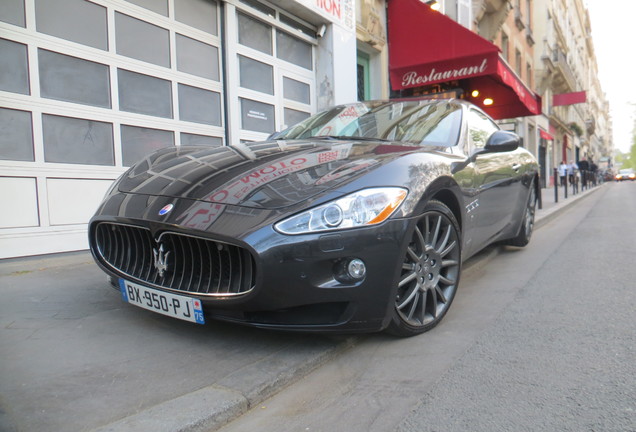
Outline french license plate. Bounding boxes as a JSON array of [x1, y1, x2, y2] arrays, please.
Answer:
[[119, 279, 205, 324]]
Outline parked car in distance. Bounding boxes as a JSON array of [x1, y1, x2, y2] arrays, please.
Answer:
[[615, 168, 635, 182], [88, 98, 539, 337]]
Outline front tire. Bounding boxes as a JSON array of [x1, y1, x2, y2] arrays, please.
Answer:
[[386, 200, 461, 337]]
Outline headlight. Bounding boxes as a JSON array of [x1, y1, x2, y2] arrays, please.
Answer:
[[275, 187, 408, 235]]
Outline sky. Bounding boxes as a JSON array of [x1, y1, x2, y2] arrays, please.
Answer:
[[585, 0, 636, 154]]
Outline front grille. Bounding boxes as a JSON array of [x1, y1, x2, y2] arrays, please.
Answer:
[[93, 223, 256, 296]]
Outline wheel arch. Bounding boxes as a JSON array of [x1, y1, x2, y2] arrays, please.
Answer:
[[431, 188, 463, 233], [412, 176, 464, 233]]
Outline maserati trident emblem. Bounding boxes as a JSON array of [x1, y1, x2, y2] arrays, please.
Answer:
[[152, 244, 171, 277], [159, 204, 174, 216]]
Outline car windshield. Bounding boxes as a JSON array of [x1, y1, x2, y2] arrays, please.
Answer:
[[274, 99, 462, 147], [619, 169, 633, 174]]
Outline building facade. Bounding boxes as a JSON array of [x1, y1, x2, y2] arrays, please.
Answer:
[[0, 0, 364, 259], [473, 0, 611, 185], [532, 0, 611, 183]]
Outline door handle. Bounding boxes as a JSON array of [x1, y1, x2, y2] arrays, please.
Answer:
[[512, 163, 522, 171]]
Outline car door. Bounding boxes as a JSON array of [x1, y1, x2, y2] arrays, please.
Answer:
[[465, 109, 521, 251]]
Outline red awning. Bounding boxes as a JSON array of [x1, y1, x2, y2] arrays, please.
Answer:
[[388, 0, 541, 119], [539, 129, 554, 140], [553, 91, 586, 106]]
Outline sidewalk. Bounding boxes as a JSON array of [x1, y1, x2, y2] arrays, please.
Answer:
[[0, 183, 606, 432], [536, 181, 605, 229]]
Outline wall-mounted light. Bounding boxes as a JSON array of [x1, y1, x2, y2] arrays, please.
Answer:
[[425, 0, 441, 11], [316, 24, 327, 38], [483, 98, 494, 106]]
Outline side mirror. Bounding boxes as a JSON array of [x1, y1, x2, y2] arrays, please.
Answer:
[[485, 130, 520, 153]]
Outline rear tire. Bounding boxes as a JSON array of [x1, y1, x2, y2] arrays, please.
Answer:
[[386, 200, 461, 337], [505, 179, 536, 247]]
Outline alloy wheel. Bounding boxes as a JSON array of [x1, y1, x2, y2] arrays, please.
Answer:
[[394, 203, 461, 330]]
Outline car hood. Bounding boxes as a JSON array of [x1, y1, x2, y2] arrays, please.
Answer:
[[117, 140, 435, 209]]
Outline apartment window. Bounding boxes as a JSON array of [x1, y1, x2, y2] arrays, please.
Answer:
[[515, 49, 522, 75], [501, 32, 509, 62], [526, 63, 532, 88]]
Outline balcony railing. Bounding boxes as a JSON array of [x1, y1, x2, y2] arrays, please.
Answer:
[[552, 48, 576, 91]]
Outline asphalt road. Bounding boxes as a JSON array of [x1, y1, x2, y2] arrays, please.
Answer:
[[216, 181, 636, 432]]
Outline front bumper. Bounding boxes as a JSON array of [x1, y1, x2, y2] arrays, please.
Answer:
[[89, 192, 413, 332]]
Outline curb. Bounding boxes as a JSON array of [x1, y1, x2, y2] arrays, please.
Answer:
[[91, 336, 357, 432], [535, 184, 604, 229]]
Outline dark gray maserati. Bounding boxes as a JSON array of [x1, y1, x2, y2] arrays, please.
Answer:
[[88, 98, 539, 337]]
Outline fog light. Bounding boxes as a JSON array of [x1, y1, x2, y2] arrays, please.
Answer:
[[347, 258, 366, 280], [334, 258, 367, 283]]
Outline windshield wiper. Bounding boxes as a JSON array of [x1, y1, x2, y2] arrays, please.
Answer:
[[310, 135, 389, 142]]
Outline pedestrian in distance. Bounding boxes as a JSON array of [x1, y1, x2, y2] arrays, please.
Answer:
[[578, 158, 589, 189], [568, 160, 579, 193], [558, 161, 568, 186], [568, 160, 578, 184]]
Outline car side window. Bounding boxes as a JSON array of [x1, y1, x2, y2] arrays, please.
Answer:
[[467, 109, 499, 150]]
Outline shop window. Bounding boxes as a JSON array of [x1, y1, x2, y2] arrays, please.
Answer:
[[121, 125, 174, 166], [118, 69, 173, 118], [239, 0, 275, 17], [276, 30, 312, 70], [239, 55, 274, 95], [284, 108, 310, 129], [238, 12, 272, 55], [39, 49, 111, 108], [181, 133, 223, 147], [125, 0, 168, 16], [35, 0, 107, 50], [283, 77, 310, 104], [178, 83, 222, 126], [0, 108, 33, 161], [0, 0, 25, 27], [115, 12, 170, 67], [240, 98, 275, 133], [176, 34, 220, 81], [42, 114, 114, 166], [175, 0, 218, 35], [279, 14, 315, 38], [0, 38, 29, 95]]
